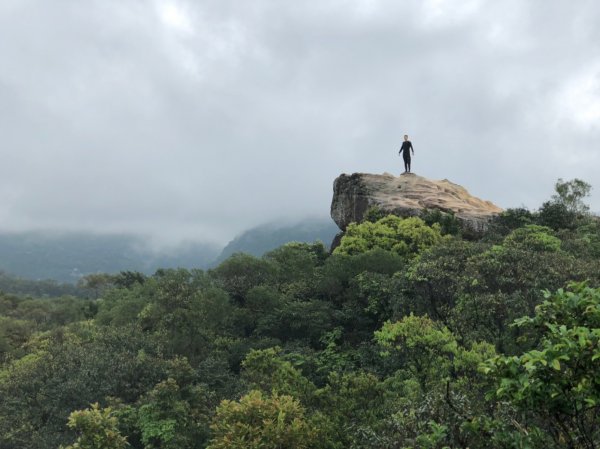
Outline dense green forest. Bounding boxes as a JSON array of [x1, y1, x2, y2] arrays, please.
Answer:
[[1, 179, 599, 449]]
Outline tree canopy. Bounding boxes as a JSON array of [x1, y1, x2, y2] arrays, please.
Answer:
[[1, 178, 599, 449]]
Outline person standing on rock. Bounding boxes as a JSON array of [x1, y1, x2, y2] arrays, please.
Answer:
[[398, 135, 414, 173]]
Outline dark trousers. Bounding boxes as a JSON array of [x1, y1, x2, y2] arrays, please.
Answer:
[[403, 155, 411, 172]]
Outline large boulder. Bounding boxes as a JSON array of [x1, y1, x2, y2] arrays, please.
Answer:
[[331, 172, 503, 233]]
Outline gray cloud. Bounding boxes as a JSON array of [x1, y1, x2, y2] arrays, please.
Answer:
[[1, 0, 599, 244]]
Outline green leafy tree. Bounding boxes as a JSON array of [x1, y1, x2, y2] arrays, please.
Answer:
[[503, 225, 561, 252], [561, 221, 600, 260], [351, 271, 399, 329], [420, 208, 462, 236], [402, 238, 483, 323], [487, 207, 535, 239], [316, 371, 388, 447], [484, 283, 600, 448], [375, 315, 496, 448], [113, 271, 146, 289], [457, 228, 597, 351], [61, 403, 128, 449], [137, 270, 233, 362], [235, 286, 284, 337], [241, 347, 316, 402], [136, 378, 212, 449], [260, 300, 335, 346], [537, 178, 593, 231], [0, 316, 32, 361], [364, 206, 389, 223], [334, 216, 443, 257], [263, 242, 327, 297], [552, 178, 592, 215], [77, 273, 116, 299], [3, 295, 93, 330], [0, 324, 169, 449], [451, 291, 527, 349], [375, 314, 494, 389], [315, 248, 405, 302], [207, 390, 321, 449], [95, 280, 156, 327], [210, 254, 276, 303], [538, 200, 577, 231]]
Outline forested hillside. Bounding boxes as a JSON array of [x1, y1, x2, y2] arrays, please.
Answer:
[[1, 179, 599, 449], [0, 233, 220, 282], [0, 219, 337, 282], [215, 218, 339, 264]]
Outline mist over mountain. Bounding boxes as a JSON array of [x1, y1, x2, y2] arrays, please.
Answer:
[[0, 232, 220, 283], [214, 217, 339, 265], [0, 218, 338, 282]]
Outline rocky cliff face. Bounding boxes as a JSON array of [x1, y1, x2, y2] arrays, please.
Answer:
[[331, 172, 503, 233]]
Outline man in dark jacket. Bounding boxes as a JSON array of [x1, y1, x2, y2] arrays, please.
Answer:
[[399, 135, 414, 173]]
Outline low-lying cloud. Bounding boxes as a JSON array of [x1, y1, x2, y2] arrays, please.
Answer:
[[1, 0, 598, 244]]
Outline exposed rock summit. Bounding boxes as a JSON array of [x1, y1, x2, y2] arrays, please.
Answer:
[[331, 172, 503, 233]]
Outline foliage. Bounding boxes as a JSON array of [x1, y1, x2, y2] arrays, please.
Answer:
[[487, 207, 535, 238], [536, 178, 592, 231], [316, 371, 388, 447], [375, 314, 496, 448], [0, 293, 96, 330], [0, 271, 91, 298], [551, 178, 592, 215], [113, 271, 147, 289], [60, 403, 128, 449], [484, 283, 600, 448], [241, 347, 316, 402], [263, 242, 326, 298], [402, 238, 483, 323], [206, 390, 320, 449], [364, 206, 389, 223], [334, 215, 443, 256], [210, 254, 276, 303], [0, 316, 33, 361], [137, 378, 212, 449], [0, 177, 598, 449], [538, 200, 578, 231], [420, 208, 462, 236], [503, 225, 561, 252], [376, 314, 495, 388], [0, 324, 169, 449]]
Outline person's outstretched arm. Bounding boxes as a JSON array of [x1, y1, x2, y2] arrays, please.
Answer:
[[410, 142, 414, 155]]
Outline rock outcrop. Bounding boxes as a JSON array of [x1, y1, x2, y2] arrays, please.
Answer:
[[331, 172, 503, 233]]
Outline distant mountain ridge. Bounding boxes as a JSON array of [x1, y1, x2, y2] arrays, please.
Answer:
[[213, 218, 339, 264], [0, 232, 220, 283], [0, 218, 339, 282]]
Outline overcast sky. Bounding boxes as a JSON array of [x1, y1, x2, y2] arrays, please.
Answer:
[[1, 0, 599, 245]]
